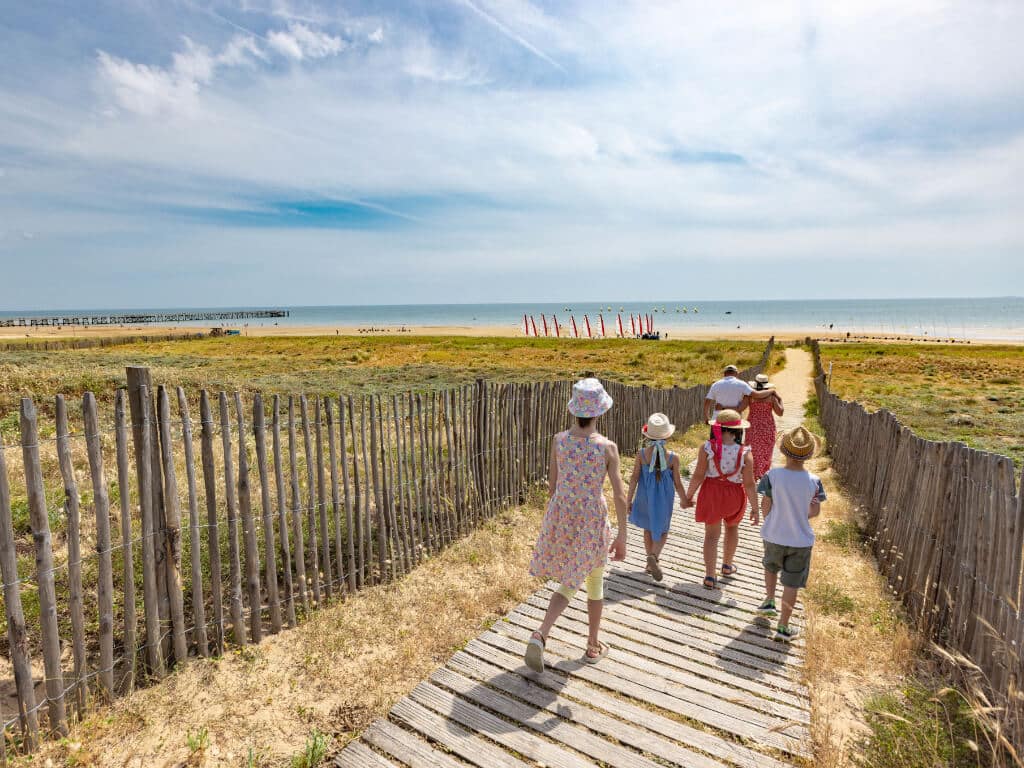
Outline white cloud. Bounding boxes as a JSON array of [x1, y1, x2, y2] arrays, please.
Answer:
[[267, 22, 344, 60], [368, 27, 384, 44]]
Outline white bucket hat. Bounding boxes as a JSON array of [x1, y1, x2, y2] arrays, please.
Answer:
[[567, 378, 613, 417], [642, 413, 675, 440]]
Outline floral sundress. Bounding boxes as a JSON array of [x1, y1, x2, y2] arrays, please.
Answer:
[[529, 431, 612, 591]]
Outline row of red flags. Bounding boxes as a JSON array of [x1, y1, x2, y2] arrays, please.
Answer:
[[522, 313, 654, 338]]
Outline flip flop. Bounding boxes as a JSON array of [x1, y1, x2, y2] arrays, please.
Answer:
[[524, 632, 546, 673], [702, 576, 717, 590], [583, 641, 609, 664], [647, 554, 663, 582], [721, 564, 738, 577]]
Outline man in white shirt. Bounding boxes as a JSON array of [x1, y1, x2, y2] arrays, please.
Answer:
[[704, 364, 773, 421]]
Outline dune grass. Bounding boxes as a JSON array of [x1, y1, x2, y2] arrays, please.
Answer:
[[819, 343, 1024, 464], [0, 335, 770, 420]]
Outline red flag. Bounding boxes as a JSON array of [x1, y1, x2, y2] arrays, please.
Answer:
[[599, 314, 606, 337], [584, 315, 592, 338], [617, 314, 624, 337], [630, 314, 636, 335], [541, 314, 549, 336], [571, 316, 579, 338], [523, 314, 529, 336], [553, 315, 560, 337], [530, 316, 538, 337]]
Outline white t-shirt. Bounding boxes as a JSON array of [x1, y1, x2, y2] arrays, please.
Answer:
[[706, 376, 753, 411], [757, 468, 827, 548]]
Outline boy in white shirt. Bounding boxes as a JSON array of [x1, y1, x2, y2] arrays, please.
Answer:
[[752, 426, 826, 642]]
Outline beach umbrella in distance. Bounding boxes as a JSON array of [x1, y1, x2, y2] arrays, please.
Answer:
[[599, 313, 606, 337], [617, 314, 624, 337], [530, 315, 538, 337], [584, 314, 592, 338], [541, 314, 549, 336]]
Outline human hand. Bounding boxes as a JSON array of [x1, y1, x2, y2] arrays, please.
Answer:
[[749, 508, 760, 526], [609, 531, 627, 561], [681, 495, 693, 509]]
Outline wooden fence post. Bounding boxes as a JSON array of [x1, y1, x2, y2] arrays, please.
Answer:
[[253, 394, 283, 633], [176, 388, 208, 657], [21, 397, 69, 735], [0, 433, 39, 747], [113, 390, 137, 689], [54, 395, 87, 718], [300, 396, 321, 604], [82, 393, 116, 699], [199, 391, 225, 652], [156, 386, 189, 666], [288, 397, 309, 612], [272, 395, 296, 628], [234, 392, 262, 643], [219, 393, 246, 646]]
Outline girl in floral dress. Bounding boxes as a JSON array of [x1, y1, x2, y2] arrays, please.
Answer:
[[683, 409, 759, 589], [525, 378, 629, 672], [746, 374, 784, 479]]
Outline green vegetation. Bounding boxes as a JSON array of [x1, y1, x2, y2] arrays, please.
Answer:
[[290, 729, 331, 768], [0, 336, 770, 415], [860, 680, 1006, 768], [806, 581, 857, 617], [821, 343, 1024, 464]]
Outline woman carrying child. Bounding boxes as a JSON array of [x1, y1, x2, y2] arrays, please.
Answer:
[[525, 378, 629, 672], [683, 409, 759, 589], [627, 413, 687, 582]]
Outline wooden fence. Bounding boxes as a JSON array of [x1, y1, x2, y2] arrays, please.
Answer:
[[810, 341, 1023, 747], [0, 332, 206, 353], [0, 340, 773, 756]]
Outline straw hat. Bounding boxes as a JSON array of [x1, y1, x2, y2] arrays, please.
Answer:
[[779, 426, 819, 460], [748, 373, 774, 390], [723, 364, 739, 375], [708, 409, 750, 429], [642, 413, 675, 440], [567, 378, 613, 417]]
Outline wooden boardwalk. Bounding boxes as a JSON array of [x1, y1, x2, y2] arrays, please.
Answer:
[[335, 507, 811, 767]]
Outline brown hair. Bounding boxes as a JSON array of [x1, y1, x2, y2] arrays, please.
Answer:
[[576, 416, 594, 428]]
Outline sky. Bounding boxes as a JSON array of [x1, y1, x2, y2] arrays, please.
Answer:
[[1, 0, 1022, 309]]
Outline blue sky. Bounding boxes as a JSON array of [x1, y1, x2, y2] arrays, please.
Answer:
[[1, 0, 1022, 309]]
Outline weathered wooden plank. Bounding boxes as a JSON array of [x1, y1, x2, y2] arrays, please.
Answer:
[[199, 391, 225, 652], [253, 393, 282, 633], [219, 392, 246, 645], [156, 386, 188, 666], [113, 389, 138, 688], [233, 392, 262, 643], [176, 387, 208, 656], [361, 718, 467, 768], [333, 740, 400, 768], [272, 395, 297, 628]]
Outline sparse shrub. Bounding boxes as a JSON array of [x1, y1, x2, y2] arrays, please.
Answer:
[[291, 729, 331, 768], [821, 519, 863, 551], [807, 582, 856, 616]]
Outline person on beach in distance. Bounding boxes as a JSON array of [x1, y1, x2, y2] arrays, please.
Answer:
[[746, 373, 784, 479], [626, 413, 687, 582], [525, 378, 629, 671], [754, 426, 826, 642], [703, 363, 775, 422], [683, 409, 758, 589]]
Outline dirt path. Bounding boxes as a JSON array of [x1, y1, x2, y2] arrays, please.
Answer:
[[770, 347, 814, 437]]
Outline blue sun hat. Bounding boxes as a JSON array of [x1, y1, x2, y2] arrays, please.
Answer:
[[567, 378, 613, 417]]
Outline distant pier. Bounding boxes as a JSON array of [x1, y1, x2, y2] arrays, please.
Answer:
[[0, 309, 290, 327]]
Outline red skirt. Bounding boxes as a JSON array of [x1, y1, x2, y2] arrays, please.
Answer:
[[695, 476, 746, 527]]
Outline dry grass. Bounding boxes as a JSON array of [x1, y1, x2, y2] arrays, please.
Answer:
[[820, 343, 1024, 464], [18, 495, 547, 767]]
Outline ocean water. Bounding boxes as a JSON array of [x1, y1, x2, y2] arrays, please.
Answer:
[[1, 297, 1022, 341]]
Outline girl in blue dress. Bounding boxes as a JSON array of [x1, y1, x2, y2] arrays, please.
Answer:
[[627, 413, 688, 581]]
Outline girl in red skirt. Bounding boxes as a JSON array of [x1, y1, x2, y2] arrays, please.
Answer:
[[683, 409, 759, 589]]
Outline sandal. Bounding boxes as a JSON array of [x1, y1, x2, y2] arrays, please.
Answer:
[[702, 576, 717, 590], [524, 631, 546, 673], [583, 641, 609, 664], [721, 564, 738, 577], [647, 554, 663, 582]]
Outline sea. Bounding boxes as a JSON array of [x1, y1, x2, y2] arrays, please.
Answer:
[[1, 297, 1022, 341]]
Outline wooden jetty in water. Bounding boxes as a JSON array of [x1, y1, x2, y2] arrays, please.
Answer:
[[0, 309, 289, 327]]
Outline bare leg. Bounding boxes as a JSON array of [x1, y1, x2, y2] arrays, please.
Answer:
[[587, 598, 603, 655], [779, 586, 800, 627], [643, 530, 653, 557], [703, 522, 721, 577], [764, 569, 778, 604], [723, 525, 740, 569], [536, 591, 570, 641], [651, 533, 668, 558]]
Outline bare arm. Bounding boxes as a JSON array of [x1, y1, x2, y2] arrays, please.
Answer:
[[703, 396, 714, 422], [808, 499, 821, 519], [626, 454, 642, 507], [671, 455, 687, 500], [760, 493, 772, 520], [739, 394, 751, 413], [606, 442, 629, 560], [771, 393, 784, 416], [742, 452, 758, 523], [749, 388, 776, 401], [547, 440, 558, 497], [684, 448, 708, 506]]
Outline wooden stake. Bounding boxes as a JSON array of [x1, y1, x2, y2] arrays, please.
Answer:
[[234, 392, 262, 643], [219, 392, 246, 646], [271, 395, 296, 628], [253, 394, 282, 633], [288, 397, 309, 612], [176, 388, 208, 657], [113, 390, 137, 688], [300, 396, 321, 604], [198, 391, 225, 652], [314, 397, 332, 598], [156, 386, 188, 666]]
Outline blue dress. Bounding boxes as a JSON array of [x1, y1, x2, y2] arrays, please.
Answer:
[[628, 449, 676, 540]]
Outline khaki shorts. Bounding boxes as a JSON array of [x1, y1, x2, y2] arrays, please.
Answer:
[[762, 542, 813, 588]]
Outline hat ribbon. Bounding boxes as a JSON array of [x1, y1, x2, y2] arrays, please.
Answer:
[[711, 419, 743, 463], [645, 439, 669, 474]]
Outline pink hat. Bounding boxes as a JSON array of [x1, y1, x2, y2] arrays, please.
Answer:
[[567, 378, 613, 417]]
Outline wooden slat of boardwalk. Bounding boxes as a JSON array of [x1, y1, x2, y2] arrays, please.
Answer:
[[336, 510, 811, 767]]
